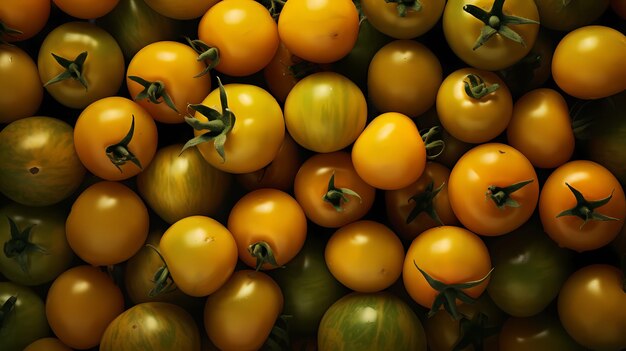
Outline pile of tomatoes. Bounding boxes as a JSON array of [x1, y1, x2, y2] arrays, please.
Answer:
[[1, 0, 625, 350]]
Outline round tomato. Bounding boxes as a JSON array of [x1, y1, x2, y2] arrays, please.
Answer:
[[506, 88, 575, 168], [443, 0, 540, 71], [0, 116, 86, 207], [0, 282, 50, 351], [448, 143, 539, 236], [499, 312, 587, 351], [534, 0, 610, 31], [552, 25, 626, 100], [101, 302, 201, 351], [325, 220, 405, 293], [46, 265, 125, 350], [539, 160, 626, 252], [294, 151, 376, 228], [385, 161, 459, 241], [352, 112, 427, 190], [278, 0, 359, 63], [361, 0, 445, 39], [74, 96, 158, 181], [137, 144, 232, 224], [436, 67, 512, 143], [144, 0, 219, 19], [38, 21, 125, 109], [198, 0, 279, 76], [403, 226, 492, 318], [66, 181, 149, 266], [368, 40, 442, 118], [159, 215, 238, 297], [284, 71, 367, 153], [204, 270, 283, 351], [0, 203, 73, 286], [263, 41, 312, 103], [228, 188, 307, 270], [0, 0, 50, 42], [53, 0, 119, 19], [184, 81, 285, 174], [557, 264, 626, 351], [23, 338, 72, 351], [0, 45, 43, 124]]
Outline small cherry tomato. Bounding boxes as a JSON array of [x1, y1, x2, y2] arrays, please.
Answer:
[[361, 0, 445, 39], [0, 45, 43, 124], [53, 0, 119, 19], [0, 0, 50, 42]]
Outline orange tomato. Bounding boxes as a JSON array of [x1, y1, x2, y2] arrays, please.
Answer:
[[0, 0, 50, 42], [24, 338, 72, 351], [0, 45, 43, 123], [53, 0, 119, 19]]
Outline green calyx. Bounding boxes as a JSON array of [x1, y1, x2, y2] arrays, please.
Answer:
[[414, 260, 493, 320], [3, 217, 48, 274], [422, 126, 446, 160], [452, 312, 500, 351], [248, 241, 280, 271], [0, 295, 17, 328], [406, 180, 445, 225], [128, 76, 179, 113], [463, 74, 500, 99], [105, 114, 142, 172], [323, 172, 362, 212], [463, 0, 539, 50], [44, 51, 89, 90], [486, 179, 534, 209], [263, 315, 292, 351], [185, 37, 219, 78], [145, 244, 176, 297], [385, 0, 422, 17], [181, 77, 235, 162], [257, 0, 286, 19], [0, 20, 23, 44], [556, 182, 619, 229]]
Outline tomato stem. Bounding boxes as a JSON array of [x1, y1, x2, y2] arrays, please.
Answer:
[[406, 180, 445, 226], [556, 182, 619, 229], [3, 217, 48, 274], [463, 74, 499, 99], [185, 37, 219, 78], [0, 295, 17, 328], [422, 126, 446, 160], [486, 179, 534, 209], [323, 172, 362, 212], [385, 0, 422, 17], [248, 241, 280, 271], [105, 114, 143, 172], [144, 244, 177, 297], [451, 312, 500, 351], [128, 76, 179, 113], [0, 20, 23, 44], [43, 51, 89, 90]]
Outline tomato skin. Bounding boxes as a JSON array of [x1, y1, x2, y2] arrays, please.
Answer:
[[0, 45, 43, 124], [284, 71, 367, 153], [368, 40, 442, 118], [557, 264, 626, 351], [552, 25, 626, 100], [499, 312, 587, 351], [443, 0, 540, 71], [403, 226, 492, 310], [74, 96, 158, 181], [534, 0, 610, 31], [294, 151, 376, 228], [0, 0, 50, 42], [100, 302, 202, 351], [506, 88, 575, 168], [436, 68, 513, 143], [159, 216, 238, 297], [278, 0, 360, 64], [46, 265, 125, 350], [137, 144, 232, 224], [53, 0, 119, 19], [38, 22, 125, 109], [352, 112, 427, 190], [204, 270, 283, 351], [262, 41, 304, 103], [0, 282, 50, 351], [144, 0, 219, 19], [539, 160, 626, 252], [361, 0, 445, 39], [199, 0, 279, 76], [228, 189, 307, 270], [23, 338, 72, 351], [448, 143, 540, 236]]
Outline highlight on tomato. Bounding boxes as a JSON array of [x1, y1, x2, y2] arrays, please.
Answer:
[[0, 45, 43, 124], [361, 0, 446, 39]]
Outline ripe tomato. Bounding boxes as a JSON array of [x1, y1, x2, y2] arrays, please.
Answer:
[[53, 0, 119, 19], [403, 226, 492, 317], [385, 162, 459, 241], [448, 143, 539, 236], [443, 0, 540, 71], [228, 188, 307, 270], [506, 88, 575, 168], [294, 151, 376, 228], [325, 220, 404, 293], [361, 0, 445, 39], [24, 338, 72, 351], [144, 0, 219, 19], [436, 67, 512, 143], [539, 160, 626, 252], [284, 71, 366, 153], [198, 0, 279, 76], [552, 25, 626, 100], [184, 81, 285, 174], [368, 40, 442, 118], [352, 112, 427, 190], [0, 0, 50, 42], [0, 45, 43, 123], [0, 282, 50, 351], [534, 0, 610, 31], [127, 41, 212, 124], [557, 264, 626, 351], [38, 22, 125, 109], [159, 215, 238, 297], [0, 116, 86, 206], [46, 266, 124, 350], [204, 270, 283, 351], [74, 96, 158, 181], [499, 312, 588, 351], [278, 0, 359, 63]]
